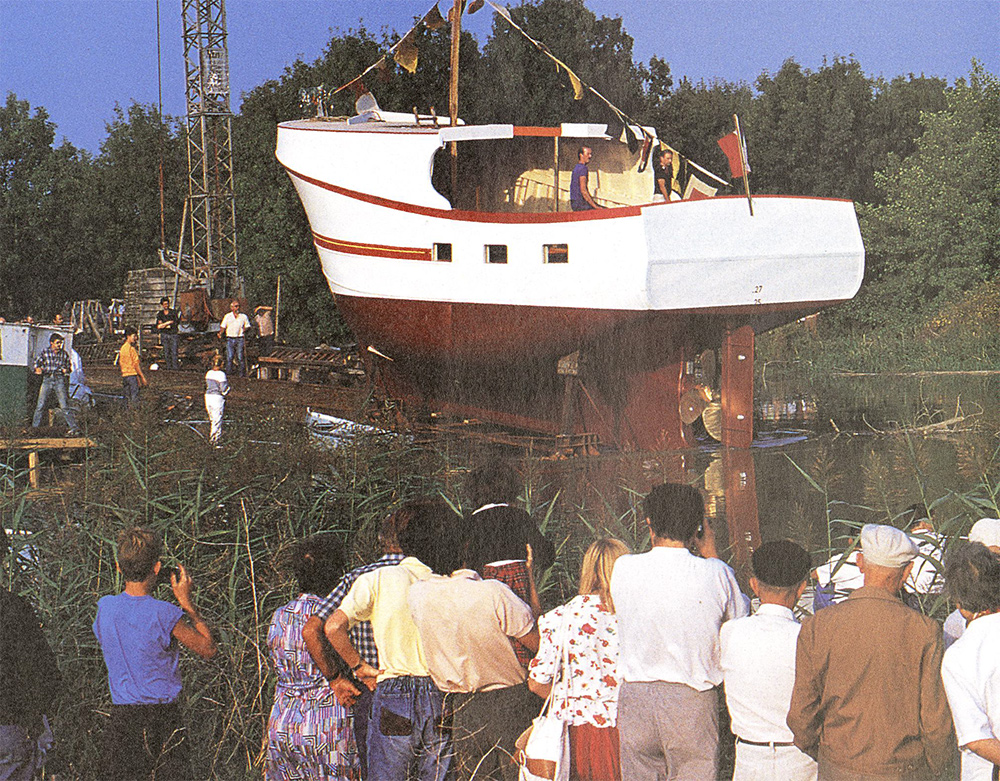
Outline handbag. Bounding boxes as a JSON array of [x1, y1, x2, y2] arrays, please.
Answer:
[[517, 613, 571, 781]]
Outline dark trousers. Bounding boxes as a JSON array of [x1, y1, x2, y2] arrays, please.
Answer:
[[102, 702, 190, 781], [446, 683, 539, 781], [122, 376, 140, 408], [160, 334, 179, 370]]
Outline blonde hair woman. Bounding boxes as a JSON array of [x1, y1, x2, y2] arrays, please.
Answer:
[[528, 538, 630, 781]]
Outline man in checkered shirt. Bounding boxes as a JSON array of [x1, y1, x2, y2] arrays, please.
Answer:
[[31, 333, 79, 435], [301, 514, 405, 779]]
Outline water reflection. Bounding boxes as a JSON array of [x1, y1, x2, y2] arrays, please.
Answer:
[[522, 372, 1000, 594]]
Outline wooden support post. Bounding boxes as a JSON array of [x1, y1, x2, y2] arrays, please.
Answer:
[[552, 136, 560, 212], [720, 325, 754, 448], [28, 451, 40, 489]]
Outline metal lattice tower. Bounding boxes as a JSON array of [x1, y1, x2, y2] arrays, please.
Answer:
[[181, 0, 239, 297]]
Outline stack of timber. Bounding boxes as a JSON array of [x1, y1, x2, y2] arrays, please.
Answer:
[[124, 268, 175, 331], [256, 345, 365, 383]]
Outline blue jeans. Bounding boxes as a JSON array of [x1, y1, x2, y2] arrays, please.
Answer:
[[367, 676, 450, 781], [161, 334, 179, 370], [122, 376, 140, 408], [32, 375, 77, 431], [226, 337, 245, 377]]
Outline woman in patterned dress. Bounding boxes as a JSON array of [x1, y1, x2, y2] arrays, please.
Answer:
[[527, 538, 630, 781], [266, 536, 359, 780]]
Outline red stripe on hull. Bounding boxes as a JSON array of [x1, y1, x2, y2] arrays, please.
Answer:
[[313, 233, 432, 261]]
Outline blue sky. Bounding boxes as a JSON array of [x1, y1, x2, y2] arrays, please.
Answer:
[[2, 0, 997, 154]]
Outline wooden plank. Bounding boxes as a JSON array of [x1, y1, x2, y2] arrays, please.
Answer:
[[0, 437, 96, 450]]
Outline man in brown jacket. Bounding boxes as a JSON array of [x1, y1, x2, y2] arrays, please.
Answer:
[[788, 524, 955, 780]]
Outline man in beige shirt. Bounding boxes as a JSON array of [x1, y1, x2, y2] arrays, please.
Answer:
[[409, 560, 539, 780], [787, 524, 955, 780]]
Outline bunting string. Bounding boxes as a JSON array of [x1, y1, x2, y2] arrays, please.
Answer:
[[327, 1, 445, 97], [483, 0, 728, 186], [316, 0, 731, 189]]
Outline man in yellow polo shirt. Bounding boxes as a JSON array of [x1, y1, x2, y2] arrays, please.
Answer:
[[118, 326, 147, 407], [325, 498, 460, 781]]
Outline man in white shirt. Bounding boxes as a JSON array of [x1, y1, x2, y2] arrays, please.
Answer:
[[721, 540, 817, 781], [217, 299, 251, 377], [610, 482, 748, 780]]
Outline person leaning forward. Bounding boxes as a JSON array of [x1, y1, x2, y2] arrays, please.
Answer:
[[787, 524, 956, 780]]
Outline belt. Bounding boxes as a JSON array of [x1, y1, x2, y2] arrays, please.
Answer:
[[736, 737, 795, 748]]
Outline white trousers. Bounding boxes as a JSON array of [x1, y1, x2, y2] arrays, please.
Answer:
[[205, 393, 225, 444], [733, 741, 818, 781]]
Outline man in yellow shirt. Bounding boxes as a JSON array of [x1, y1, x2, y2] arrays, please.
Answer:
[[325, 498, 460, 781], [119, 326, 147, 407]]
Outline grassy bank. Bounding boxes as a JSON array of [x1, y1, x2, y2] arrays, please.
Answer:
[[758, 281, 1000, 375]]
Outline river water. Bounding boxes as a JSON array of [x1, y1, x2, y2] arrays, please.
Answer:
[[525, 370, 1000, 590]]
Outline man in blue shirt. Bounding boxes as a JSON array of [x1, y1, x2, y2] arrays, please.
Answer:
[[570, 146, 604, 211], [93, 527, 216, 780], [31, 333, 78, 435]]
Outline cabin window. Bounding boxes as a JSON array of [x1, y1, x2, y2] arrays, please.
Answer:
[[485, 245, 508, 264], [543, 244, 569, 264], [433, 243, 452, 262]]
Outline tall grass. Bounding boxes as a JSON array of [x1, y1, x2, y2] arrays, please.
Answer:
[[0, 407, 461, 780]]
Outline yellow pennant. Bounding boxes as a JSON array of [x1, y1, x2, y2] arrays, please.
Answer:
[[423, 5, 447, 30], [394, 34, 419, 74]]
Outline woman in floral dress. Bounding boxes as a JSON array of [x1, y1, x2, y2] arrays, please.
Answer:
[[528, 538, 630, 781], [266, 536, 359, 780]]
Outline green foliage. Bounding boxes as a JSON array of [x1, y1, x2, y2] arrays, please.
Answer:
[[89, 104, 188, 296], [469, 0, 646, 126], [0, 93, 93, 318], [839, 62, 1000, 332]]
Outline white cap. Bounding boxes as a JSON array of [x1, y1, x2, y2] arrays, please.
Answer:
[[970, 518, 1000, 548], [860, 523, 919, 568]]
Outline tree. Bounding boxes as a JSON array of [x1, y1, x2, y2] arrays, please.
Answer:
[[470, 0, 646, 127], [89, 104, 187, 298], [0, 93, 93, 319], [841, 63, 1000, 329]]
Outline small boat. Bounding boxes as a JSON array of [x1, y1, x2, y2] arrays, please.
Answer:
[[275, 103, 863, 450]]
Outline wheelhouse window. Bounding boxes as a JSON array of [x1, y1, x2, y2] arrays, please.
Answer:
[[433, 243, 452, 262], [485, 245, 508, 264], [543, 244, 568, 264]]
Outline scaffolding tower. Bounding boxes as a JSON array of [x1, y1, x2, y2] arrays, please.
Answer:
[[180, 0, 240, 299]]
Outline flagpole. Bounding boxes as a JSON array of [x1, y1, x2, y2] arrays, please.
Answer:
[[449, 0, 462, 202], [733, 114, 753, 216]]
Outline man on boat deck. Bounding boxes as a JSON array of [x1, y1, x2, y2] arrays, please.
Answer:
[[787, 523, 955, 780], [570, 146, 604, 211]]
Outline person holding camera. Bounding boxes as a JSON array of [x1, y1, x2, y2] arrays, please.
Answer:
[[93, 527, 216, 781]]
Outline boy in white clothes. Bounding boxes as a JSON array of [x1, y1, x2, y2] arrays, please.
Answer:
[[204, 354, 229, 445], [721, 541, 817, 781]]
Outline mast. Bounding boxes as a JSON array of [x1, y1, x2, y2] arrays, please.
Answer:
[[448, 0, 461, 200], [181, 0, 239, 298]]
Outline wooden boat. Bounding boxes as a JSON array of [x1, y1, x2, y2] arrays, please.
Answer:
[[275, 107, 864, 450]]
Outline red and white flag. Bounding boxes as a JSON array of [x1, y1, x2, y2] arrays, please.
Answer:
[[717, 130, 750, 179]]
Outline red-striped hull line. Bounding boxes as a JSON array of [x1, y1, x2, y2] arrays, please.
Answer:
[[312, 232, 432, 261]]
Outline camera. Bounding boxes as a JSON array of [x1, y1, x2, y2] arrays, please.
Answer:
[[156, 565, 180, 587]]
